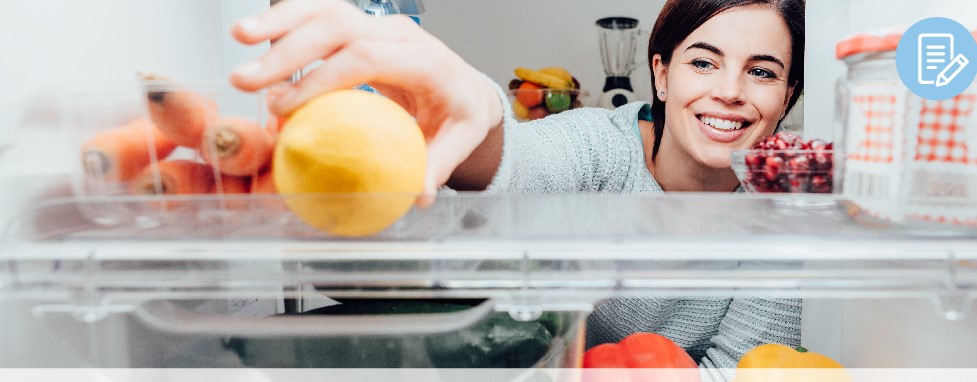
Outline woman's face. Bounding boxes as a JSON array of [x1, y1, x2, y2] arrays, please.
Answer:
[[653, 4, 794, 169]]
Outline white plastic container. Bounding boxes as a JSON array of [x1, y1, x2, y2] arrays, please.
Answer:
[[59, 79, 279, 228]]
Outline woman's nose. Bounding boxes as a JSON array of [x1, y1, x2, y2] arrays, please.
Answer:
[[712, 72, 746, 105]]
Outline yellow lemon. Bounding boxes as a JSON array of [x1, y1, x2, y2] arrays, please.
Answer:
[[274, 89, 426, 237]]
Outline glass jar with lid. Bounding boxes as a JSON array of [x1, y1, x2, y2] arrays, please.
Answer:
[[835, 28, 977, 226]]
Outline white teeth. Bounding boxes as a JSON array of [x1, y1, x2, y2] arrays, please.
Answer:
[[700, 116, 744, 130]]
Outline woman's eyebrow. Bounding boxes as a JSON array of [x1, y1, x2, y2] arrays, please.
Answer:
[[685, 41, 786, 69], [686, 41, 722, 55], [750, 54, 786, 69]]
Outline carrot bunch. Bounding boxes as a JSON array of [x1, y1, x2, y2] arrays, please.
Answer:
[[79, 74, 282, 208]]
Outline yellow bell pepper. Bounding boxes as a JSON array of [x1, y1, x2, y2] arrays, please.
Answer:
[[734, 344, 850, 382]]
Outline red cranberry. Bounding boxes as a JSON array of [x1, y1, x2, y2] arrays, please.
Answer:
[[810, 175, 831, 193], [812, 151, 832, 170], [745, 152, 763, 170], [743, 132, 835, 193], [808, 139, 829, 151], [788, 154, 810, 171]]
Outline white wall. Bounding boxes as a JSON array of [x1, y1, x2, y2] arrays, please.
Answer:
[[840, 298, 977, 367]]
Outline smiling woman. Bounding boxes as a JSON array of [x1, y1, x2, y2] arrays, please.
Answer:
[[647, 0, 805, 192], [229, 0, 805, 376]]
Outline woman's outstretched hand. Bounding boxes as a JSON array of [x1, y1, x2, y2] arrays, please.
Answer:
[[229, 0, 504, 200]]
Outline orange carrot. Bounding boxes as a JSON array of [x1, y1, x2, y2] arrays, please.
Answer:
[[141, 73, 219, 149], [214, 174, 252, 210], [81, 117, 177, 182], [251, 169, 277, 194], [131, 160, 215, 196], [199, 116, 275, 176], [249, 169, 286, 211], [216, 174, 251, 195]]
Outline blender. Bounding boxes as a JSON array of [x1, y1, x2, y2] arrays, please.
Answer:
[[596, 17, 640, 109]]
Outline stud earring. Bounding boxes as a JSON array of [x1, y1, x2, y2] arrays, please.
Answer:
[[659, 91, 666, 99]]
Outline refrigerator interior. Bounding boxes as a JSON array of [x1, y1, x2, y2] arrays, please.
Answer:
[[2, 0, 977, 374]]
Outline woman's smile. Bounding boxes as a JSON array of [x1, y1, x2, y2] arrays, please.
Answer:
[[694, 111, 755, 143]]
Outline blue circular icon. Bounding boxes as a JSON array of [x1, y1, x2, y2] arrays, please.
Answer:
[[896, 17, 977, 101]]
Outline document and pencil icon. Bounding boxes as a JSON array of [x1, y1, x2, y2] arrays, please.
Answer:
[[918, 33, 971, 87]]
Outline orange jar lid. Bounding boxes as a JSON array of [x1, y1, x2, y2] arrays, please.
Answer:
[[835, 26, 905, 59], [836, 26, 977, 60]]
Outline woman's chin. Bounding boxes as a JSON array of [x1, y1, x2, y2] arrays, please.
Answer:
[[694, 150, 734, 171]]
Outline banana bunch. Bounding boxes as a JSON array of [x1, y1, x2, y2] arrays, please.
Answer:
[[509, 66, 583, 121]]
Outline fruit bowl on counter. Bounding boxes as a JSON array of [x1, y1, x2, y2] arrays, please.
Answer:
[[507, 88, 588, 122], [731, 132, 835, 194], [507, 66, 587, 121]]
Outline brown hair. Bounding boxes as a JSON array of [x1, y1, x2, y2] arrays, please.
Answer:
[[648, 0, 805, 158]]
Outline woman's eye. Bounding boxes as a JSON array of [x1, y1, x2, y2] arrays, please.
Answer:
[[690, 59, 716, 71], [749, 68, 777, 79]]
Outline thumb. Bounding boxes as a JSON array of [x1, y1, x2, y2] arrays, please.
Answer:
[[414, 172, 439, 209], [414, 141, 455, 209], [414, 120, 484, 208]]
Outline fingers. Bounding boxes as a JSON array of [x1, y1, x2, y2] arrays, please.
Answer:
[[231, 0, 351, 45], [267, 39, 444, 116], [264, 44, 376, 115], [264, 82, 294, 117], [231, 8, 421, 93], [415, 126, 479, 209], [230, 0, 367, 91], [233, 20, 347, 92]]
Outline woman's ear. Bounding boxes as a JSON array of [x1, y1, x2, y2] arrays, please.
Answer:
[[652, 54, 668, 102]]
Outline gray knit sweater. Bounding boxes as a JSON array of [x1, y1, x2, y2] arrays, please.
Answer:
[[485, 85, 801, 379]]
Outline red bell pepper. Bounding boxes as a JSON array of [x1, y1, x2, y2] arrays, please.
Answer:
[[583, 332, 701, 382]]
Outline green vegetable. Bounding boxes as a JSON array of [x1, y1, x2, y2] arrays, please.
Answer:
[[424, 313, 552, 368], [224, 299, 566, 368]]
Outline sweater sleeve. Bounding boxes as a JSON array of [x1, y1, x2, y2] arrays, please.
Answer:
[[698, 297, 803, 381], [483, 78, 643, 193]]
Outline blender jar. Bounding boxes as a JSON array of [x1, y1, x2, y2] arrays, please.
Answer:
[[596, 17, 640, 109], [835, 28, 977, 226]]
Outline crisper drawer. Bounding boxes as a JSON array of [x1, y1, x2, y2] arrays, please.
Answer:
[[2, 296, 584, 370], [5, 295, 977, 373], [3, 180, 977, 375]]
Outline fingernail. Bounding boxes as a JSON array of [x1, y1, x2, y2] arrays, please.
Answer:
[[237, 17, 260, 32], [233, 61, 263, 77]]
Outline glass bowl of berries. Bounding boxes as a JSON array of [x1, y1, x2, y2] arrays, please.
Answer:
[[731, 132, 835, 195]]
